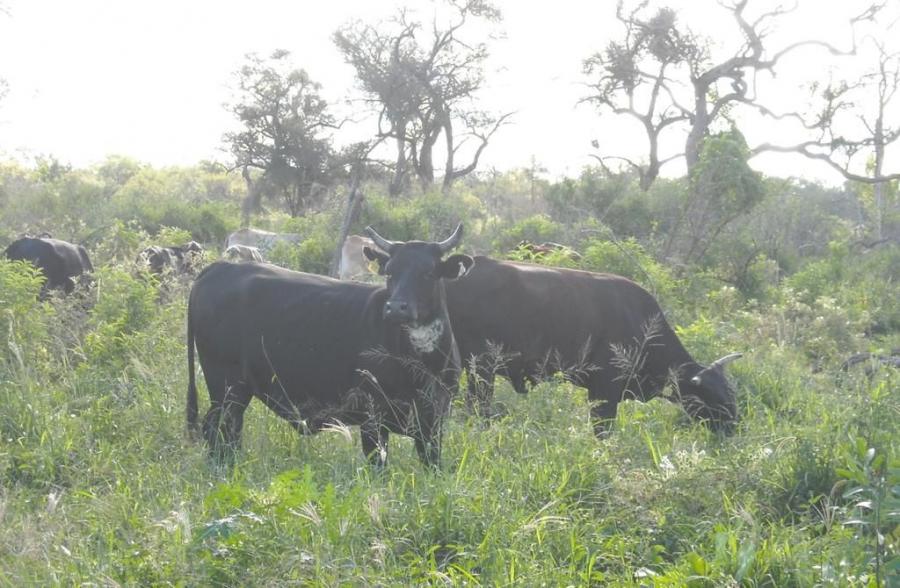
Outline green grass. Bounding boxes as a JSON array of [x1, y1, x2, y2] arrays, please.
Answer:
[[0, 264, 897, 587]]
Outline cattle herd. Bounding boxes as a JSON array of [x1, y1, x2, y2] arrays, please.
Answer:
[[4, 224, 750, 469]]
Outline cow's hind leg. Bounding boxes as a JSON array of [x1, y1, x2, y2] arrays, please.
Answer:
[[465, 360, 495, 419], [200, 363, 252, 465], [587, 374, 623, 440], [361, 418, 389, 469]]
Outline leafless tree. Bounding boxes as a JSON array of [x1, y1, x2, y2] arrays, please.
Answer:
[[753, 2, 900, 239], [584, 0, 858, 190]]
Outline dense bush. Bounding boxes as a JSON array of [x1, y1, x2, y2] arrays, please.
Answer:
[[361, 190, 487, 246], [491, 213, 565, 252]]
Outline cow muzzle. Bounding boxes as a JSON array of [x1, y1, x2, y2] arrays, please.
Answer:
[[383, 300, 417, 324]]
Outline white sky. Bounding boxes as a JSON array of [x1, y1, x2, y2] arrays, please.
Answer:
[[0, 0, 894, 186]]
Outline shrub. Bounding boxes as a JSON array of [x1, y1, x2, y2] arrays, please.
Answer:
[[492, 214, 564, 253], [362, 191, 485, 245], [82, 267, 159, 370], [0, 260, 51, 367], [579, 237, 682, 307]]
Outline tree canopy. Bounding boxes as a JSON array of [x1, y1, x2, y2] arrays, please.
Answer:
[[334, 0, 512, 194], [224, 50, 339, 221]]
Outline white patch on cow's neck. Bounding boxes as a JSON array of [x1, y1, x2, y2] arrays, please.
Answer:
[[405, 319, 444, 354]]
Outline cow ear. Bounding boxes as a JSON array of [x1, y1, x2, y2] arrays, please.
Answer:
[[363, 246, 390, 274], [439, 254, 474, 280]]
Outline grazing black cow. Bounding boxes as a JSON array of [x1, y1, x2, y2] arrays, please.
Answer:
[[445, 256, 742, 435], [138, 241, 204, 275], [187, 224, 474, 467], [5, 236, 94, 296]]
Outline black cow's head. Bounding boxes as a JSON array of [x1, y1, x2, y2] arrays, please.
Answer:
[[364, 224, 474, 325], [681, 353, 742, 433]]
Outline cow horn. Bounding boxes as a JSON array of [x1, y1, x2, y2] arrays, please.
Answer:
[[365, 226, 397, 254], [709, 352, 743, 370], [436, 223, 464, 253]]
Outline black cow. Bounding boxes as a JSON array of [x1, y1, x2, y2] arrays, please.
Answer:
[[138, 241, 204, 275], [186, 225, 473, 467], [5, 236, 94, 296], [445, 256, 742, 435]]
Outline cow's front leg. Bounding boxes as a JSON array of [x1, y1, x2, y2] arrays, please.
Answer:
[[589, 398, 619, 439], [413, 421, 442, 469], [412, 386, 450, 469]]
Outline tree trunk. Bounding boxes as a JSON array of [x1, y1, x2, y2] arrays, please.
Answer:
[[442, 113, 455, 193], [873, 99, 885, 241], [389, 121, 408, 196], [642, 118, 662, 191], [416, 122, 441, 189], [329, 174, 365, 278], [240, 166, 256, 228], [685, 80, 712, 179]]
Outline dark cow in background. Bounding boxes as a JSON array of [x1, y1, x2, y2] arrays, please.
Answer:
[[138, 241, 204, 275], [445, 256, 742, 435], [224, 244, 264, 263], [339, 234, 377, 280], [5, 236, 94, 296], [840, 349, 900, 377], [225, 228, 301, 253], [187, 224, 474, 468]]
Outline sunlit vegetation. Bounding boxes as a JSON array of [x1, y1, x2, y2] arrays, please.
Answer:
[[0, 154, 896, 585]]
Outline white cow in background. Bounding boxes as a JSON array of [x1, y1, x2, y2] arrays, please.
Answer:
[[225, 228, 301, 252], [224, 244, 264, 263], [339, 234, 378, 281]]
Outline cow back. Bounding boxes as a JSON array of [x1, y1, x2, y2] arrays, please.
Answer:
[[446, 256, 693, 379], [191, 262, 387, 407], [5, 237, 91, 282]]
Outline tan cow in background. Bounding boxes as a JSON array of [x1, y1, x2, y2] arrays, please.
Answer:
[[339, 234, 378, 281]]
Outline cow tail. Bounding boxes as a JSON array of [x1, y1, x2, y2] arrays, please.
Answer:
[[186, 294, 199, 435]]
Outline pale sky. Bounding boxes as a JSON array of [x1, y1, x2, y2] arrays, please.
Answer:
[[0, 0, 894, 186]]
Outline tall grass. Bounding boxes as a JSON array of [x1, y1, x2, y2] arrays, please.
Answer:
[[0, 253, 897, 586]]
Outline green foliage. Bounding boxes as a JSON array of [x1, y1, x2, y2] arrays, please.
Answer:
[[788, 241, 900, 336], [90, 220, 148, 266], [82, 267, 160, 370], [0, 157, 897, 586], [545, 167, 632, 222], [0, 260, 51, 364], [580, 236, 680, 299], [692, 129, 765, 217], [836, 437, 900, 586], [361, 191, 486, 245], [492, 214, 564, 252], [261, 212, 339, 274]]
